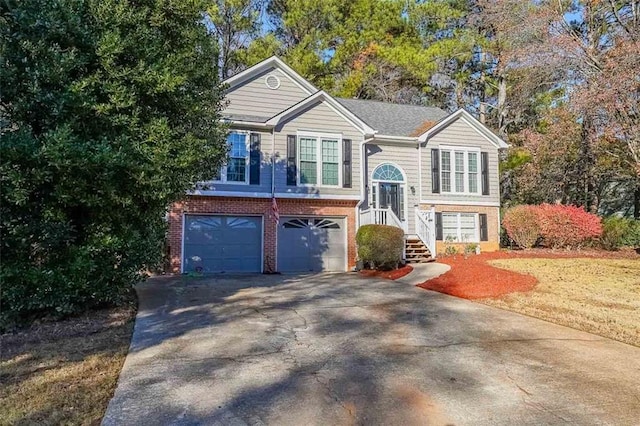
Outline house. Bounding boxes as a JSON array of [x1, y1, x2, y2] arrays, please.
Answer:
[[168, 57, 508, 274]]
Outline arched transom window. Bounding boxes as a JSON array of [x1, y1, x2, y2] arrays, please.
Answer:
[[372, 164, 404, 182]]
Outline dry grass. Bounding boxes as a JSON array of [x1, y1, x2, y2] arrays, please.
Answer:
[[0, 305, 136, 425], [482, 258, 640, 346]]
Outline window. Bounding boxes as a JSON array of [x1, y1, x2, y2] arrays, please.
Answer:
[[372, 164, 403, 181], [297, 133, 341, 186], [455, 152, 464, 192], [442, 212, 478, 242], [440, 147, 481, 194], [321, 139, 339, 185], [299, 137, 317, 184], [213, 132, 249, 183], [468, 152, 478, 193], [441, 151, 451, 192]]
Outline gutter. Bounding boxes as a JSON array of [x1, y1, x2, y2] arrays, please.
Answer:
[[373, 134, 419, 143]]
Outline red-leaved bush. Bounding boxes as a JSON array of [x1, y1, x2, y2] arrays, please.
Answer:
[[503, 204, 603, 249], [536, 204, 602, 248], [503, 205, 540, 249]]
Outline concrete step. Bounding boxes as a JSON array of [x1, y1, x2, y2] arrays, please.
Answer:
[[406, 257, 436, 264]]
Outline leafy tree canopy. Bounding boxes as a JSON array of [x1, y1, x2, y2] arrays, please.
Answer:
[[0, 0, 227, 327]]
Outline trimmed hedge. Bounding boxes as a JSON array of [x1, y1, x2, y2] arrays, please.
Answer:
[[356, 224, 404, 270], [503, 204, 602, 249]]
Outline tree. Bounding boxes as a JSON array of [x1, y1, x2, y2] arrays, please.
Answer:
[[206, 0, 264, 79], [0, 0, 227, 327]]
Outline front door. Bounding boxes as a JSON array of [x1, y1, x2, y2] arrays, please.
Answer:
[[378, 183, 401, 219]]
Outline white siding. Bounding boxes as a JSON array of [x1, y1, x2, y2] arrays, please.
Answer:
[[274, 100, 363, 198], [224, 67, 311, 119], [421, 117, 501, 204]]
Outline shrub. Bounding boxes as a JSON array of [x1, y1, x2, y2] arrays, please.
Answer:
[[536, 204, 602, 249], [621, 219, 640, 248], [356, 224, 404, 270], [601, 216, 633, 250], [503, 205, 541, 249]]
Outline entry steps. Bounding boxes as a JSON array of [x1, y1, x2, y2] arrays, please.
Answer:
[[405, 237, 434, 264]]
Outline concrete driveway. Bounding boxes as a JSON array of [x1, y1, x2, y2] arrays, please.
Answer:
[[103, 273, 640, 425]]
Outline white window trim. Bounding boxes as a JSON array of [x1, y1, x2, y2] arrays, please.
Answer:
[[211, 130, 250, 185], [296, 131, 343, 188], [442, 212, 480, 243], [439, 145, 482, 195]]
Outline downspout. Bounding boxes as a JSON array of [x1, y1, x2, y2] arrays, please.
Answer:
[[271, 128, 277, 273], [271, 129, 276, 197], [417, 138, 422, 223], [355, 136, 376, 229]]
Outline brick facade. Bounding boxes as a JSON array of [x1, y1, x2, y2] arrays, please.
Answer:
[[168, 196, 358, 273], [420, 204, 501, 254]]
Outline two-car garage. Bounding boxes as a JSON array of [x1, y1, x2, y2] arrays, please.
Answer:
[[181, 214, 347, 273]]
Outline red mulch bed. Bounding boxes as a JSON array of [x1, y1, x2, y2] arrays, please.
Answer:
[[360, 264, 413, 280], [417, 248, 639, 299]]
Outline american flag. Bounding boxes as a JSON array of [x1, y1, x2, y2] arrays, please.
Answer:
[[271, 197, 279, 224]]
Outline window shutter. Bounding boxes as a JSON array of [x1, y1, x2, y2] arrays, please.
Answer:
[[479, 213, 488, 241], [481, 152, 490, 195], [431, 149, 440, 193], [342, 139, 352, 188], [286, 135, 297, 186], [435, 212, 443, 241], [249, 133, 261, 185]]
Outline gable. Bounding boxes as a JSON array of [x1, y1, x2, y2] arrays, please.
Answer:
[[224, 66, 313, 120], [275, 100, 365, 135], [426, 117, 499, 151], [419, 109, 508, 149]]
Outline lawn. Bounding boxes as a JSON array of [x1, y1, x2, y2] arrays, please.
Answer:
[[418, 250, 640, 347], [483, 257, 640, 347], [0, 305, 136, 425]]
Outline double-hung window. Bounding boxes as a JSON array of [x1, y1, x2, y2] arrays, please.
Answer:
[[442, 212, 479, 242], [214, 132, 249, 183], [440, 146, 481, 194], [298, 132, 341, 186]]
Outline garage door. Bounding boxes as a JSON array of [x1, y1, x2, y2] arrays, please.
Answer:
[[277, 217, 346, 272], [183, 215, 262, 273]]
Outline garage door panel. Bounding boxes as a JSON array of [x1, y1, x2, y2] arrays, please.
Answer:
[[183, 215, 262, 273], [278, 217, 346, 272]]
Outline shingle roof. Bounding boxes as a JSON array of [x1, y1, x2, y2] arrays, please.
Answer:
[[337, 98, 448, 137]]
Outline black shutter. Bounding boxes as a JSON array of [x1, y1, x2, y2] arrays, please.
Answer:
[[342, 139, 352, 188], [286, 135, 297, 186], [431, 149, 440, 193], [249, 133, 261, 185], [435, 212, 443, 241], [481, 151, 490, 195], [479, 213, 488, 241]]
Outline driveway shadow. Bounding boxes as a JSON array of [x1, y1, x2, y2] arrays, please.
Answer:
[[104, 273, 640, 425]]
